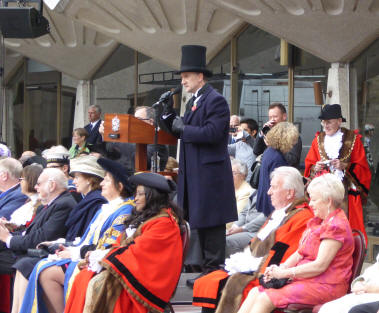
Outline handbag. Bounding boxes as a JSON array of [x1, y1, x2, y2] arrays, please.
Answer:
[[259, 275, 290, 289], [27, 243, 68, 258], [250, 155, 262, 189]]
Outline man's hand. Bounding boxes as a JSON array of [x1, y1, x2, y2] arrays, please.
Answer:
[[99, 121, 105, 137], [330, 159, 347, 170], [0, 223, 10, 242], [172, 116, 185, 136], [226, 226, 244, 236]]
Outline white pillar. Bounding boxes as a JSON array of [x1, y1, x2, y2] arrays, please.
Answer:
[[326, 63, 351, 127], [73, 80, 92, 129]]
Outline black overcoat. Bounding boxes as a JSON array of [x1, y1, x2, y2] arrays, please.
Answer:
[[177, 84, 237, 229]]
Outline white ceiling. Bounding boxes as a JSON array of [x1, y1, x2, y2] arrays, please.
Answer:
[[3, 0, 379, 81]]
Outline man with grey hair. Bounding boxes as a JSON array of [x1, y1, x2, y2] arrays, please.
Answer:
[[192, 166, 313, 313], [0, 168, 77, 274], [85, 105, 103, 145], [0, 158, 28, 219]]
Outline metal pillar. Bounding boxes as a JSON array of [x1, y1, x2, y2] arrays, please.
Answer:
[[230, 36, 238, 115]]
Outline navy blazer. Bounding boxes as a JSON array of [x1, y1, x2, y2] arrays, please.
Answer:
[[10, 191, 77, 252], [0, 185, 28, 220], [177, 84, 237, 229], [84, 120, 103, 145]]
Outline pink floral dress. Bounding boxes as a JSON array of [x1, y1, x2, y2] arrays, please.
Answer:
[[261, 208, 354, 308]]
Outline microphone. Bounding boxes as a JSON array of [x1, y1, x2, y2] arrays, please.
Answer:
[[153, 86, 181, 108]]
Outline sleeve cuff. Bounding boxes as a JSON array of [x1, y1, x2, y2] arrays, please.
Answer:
[[6, 235, 12, 248]]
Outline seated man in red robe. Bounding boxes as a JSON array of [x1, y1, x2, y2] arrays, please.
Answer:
[[192, 166, 313, 313]]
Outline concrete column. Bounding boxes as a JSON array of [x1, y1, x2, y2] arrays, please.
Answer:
[[73, 80, 92, 129], [326, 63, 351, 127]]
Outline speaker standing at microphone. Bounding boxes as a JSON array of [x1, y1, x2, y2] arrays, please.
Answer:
[[161, 45, 237, 288]]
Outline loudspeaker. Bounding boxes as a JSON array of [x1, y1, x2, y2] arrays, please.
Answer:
[[0, 7, 49, 38]]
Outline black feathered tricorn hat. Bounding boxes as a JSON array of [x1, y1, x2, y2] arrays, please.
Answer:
[[177, 45, 212, 77]]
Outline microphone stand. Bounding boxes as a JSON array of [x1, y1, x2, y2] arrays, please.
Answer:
[[152, 105, 160, 173]]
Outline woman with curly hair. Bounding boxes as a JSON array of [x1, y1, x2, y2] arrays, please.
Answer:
[[256, 122, 299, 216], [64, 172, 183, 313]]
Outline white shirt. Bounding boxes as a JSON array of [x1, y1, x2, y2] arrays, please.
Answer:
[[257, 203, 291, 241]]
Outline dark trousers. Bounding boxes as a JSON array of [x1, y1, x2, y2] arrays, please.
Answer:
[[0, 249, 17, 274], [197, 224, 226, 271], [348, 302, 379, 313]]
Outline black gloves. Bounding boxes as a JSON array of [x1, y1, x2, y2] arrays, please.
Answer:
[[172, 116, 185, 136]]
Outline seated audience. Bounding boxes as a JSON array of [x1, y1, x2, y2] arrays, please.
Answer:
[[0, 168, 76, 275], [5, 164, 43, 231], [22, 155, 47, 168], [192, 166, 313, 313], [227, 159, 254, 229], [237, 173, 354, 313], [18, 151, 36, 166], [225, 190, 266, 257], [257, 122, 299, 217], [228, 131, 256, 181], [64, 172, 182, 313], [46, 146, 82, 202], [17, 158, 135, 313], [0, 158, 29, 219], [69, 128, 90, 159], [64, 155, 107, 241], [319, 252, 379, 313]]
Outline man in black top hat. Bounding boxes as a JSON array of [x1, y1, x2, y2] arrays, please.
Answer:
[[162, 45, 237, 287], [304, 103, 371, 242]]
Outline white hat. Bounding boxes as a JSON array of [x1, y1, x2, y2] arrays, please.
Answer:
[[69, 155, 105, 179], [365, 124, 375, 131]]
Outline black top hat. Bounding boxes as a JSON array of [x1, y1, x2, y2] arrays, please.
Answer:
[[319, 104, 346, 122], [177, 45, 212, 77], [129, 172, 173, 193], [97, 158, 133, 194]]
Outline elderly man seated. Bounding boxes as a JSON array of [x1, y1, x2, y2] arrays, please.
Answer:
[[192, 166, 313, 313], [0, 158, 28, 219], [0, 168, 77, 274], [226, 189, 266, 257], [319, 252, 379, 313]]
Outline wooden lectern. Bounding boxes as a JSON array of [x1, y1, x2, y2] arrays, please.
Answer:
[[103, 113, 177, 172]]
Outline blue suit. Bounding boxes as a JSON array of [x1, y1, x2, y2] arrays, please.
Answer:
[[84, 120, 102, 145], [0, 185, 28, 220]]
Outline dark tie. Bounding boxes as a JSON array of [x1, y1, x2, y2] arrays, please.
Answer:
[[185, 95, 196, 114]]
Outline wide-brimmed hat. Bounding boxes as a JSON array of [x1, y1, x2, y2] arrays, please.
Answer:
[[70, 155, 105, 178], [97, 158, 132, 189], [177, 45, 212, 77], [129, 172, 173, 193], [319, 104, 346, 122]]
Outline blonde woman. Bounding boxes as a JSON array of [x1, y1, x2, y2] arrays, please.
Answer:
[[256, 122, 299, 216]]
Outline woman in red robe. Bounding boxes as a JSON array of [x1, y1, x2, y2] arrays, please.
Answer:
[[64, 172, 183, 313]]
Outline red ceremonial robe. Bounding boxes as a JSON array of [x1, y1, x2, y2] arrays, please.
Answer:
[[304, 128, 371, 242], [193, 201, 313, 313], [65, 211, 182, 313]]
